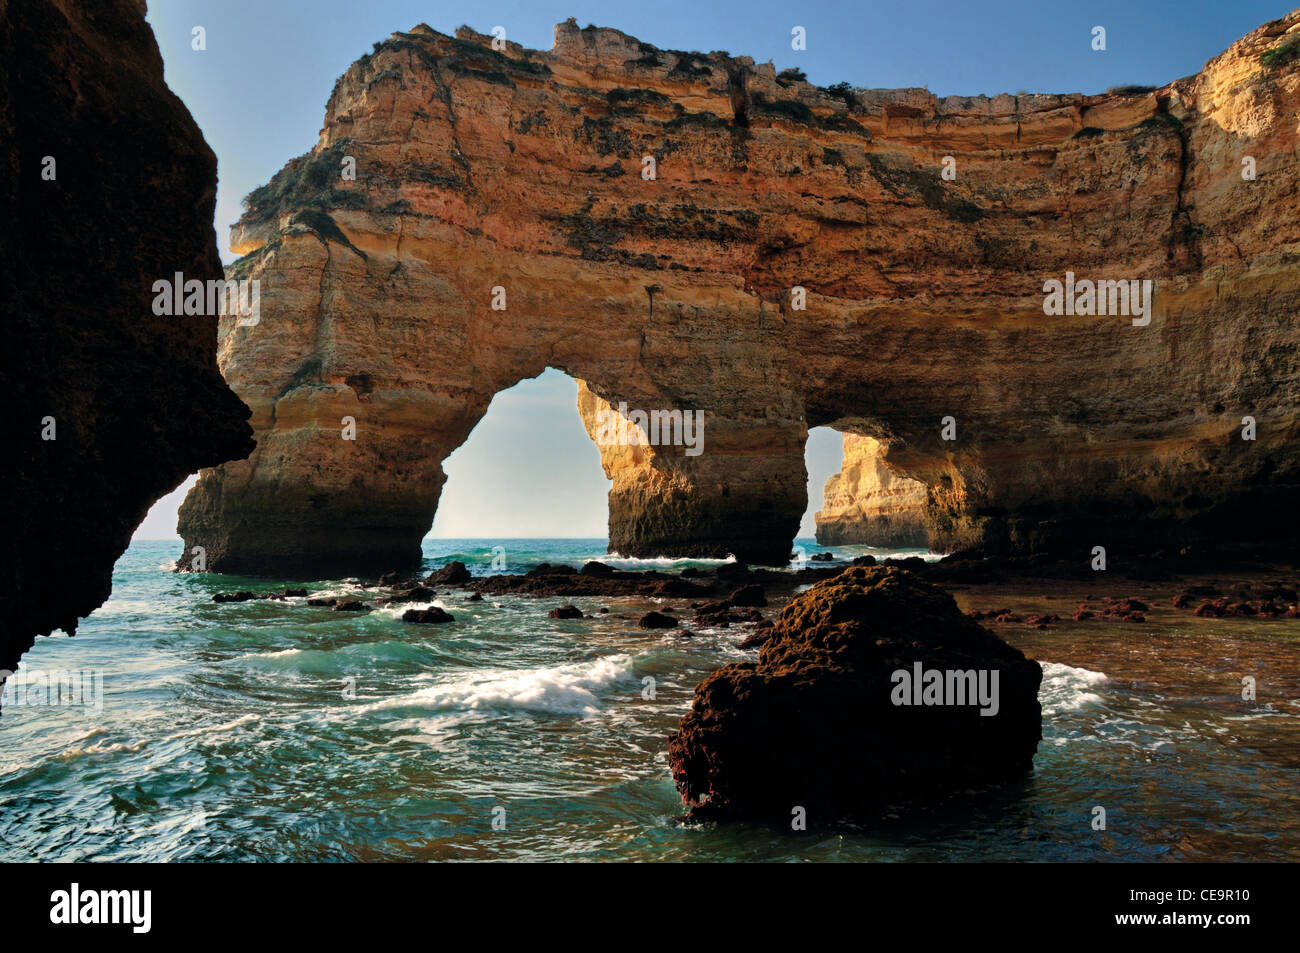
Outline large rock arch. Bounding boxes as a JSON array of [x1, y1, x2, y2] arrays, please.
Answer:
[[181, 15, 1300, 575]]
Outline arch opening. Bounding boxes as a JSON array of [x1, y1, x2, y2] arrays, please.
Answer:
[[806, 424, 933, 555], [429, 367, 611, 541]]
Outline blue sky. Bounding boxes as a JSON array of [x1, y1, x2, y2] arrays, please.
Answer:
[[132, 0, 1293, 540]]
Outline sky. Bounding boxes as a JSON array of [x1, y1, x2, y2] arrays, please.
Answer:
[[132, 0, 1293, 540]]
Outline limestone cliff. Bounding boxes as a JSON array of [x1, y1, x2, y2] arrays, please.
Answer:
[[0, 0, 254, 674], [816, 435, 928, 547], [183, 14, 1300, 573]]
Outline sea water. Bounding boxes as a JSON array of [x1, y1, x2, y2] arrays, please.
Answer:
[[1, 539, 1297, 861]]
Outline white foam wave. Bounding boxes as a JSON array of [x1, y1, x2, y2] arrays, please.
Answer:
[[362, 654, 637, 716], [163, 713, 260, 741], [595, 553, 736, 570], [1040, 661, 1109, 714]]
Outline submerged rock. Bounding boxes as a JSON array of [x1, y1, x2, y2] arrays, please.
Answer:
[[425, 561, 472, 586], [638, 610, 677, 628], [213, 591, 258, 603], [667, 567, 1042, 822], [334, 601, 371, 612], [402, 607, 454, 624], [548, 605, 584, 619]]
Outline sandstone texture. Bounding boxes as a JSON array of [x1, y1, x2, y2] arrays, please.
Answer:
[[181, 13, 1300, 574], [667, 566, 1043, 821], [0, 0, 253, 675], [816, 434, 928, 547]]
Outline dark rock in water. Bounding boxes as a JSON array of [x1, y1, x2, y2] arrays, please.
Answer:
[[334, 601, 371, 612], [652, 578, 711, 598], [307, 597, 337, 607], [737, 620, 776, 648], [529, 563, 579, 576], [726, 584, 766, 607], [579, 561, 615, 576], [466, 593, 483, 602], [850, 555, 878, 566], [810, 552, 835, 562], [667, 566, 1043, 822], [717, 562, 750, 579], [283, 588, 309, 598], [213, 591, 258, 603], [639, 610, 677, 629], [1024, 614, 1060, 627], [696, 606, 764, 627], [598, 607, 610, 613], [425, 561, 471, 586], [378, 571, 405, 586], [388, 586, 435, 603], [549, 605, 583, 619], [1108, 598, 1149, 614], [402, 607, 454, 624]]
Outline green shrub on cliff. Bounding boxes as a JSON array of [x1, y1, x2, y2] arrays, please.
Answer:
[[1261, 38, 1300, 68], [242, 141, 365, 224]]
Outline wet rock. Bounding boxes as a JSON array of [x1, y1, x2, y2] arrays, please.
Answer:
[[696, 607, 764, 627], [548, 605, 583, 619], [726, 584, 767, 607], [850, 555, 878, 567], [334, 600, 371, 612], [810, 552, 835, 562], [1024, 614, 1060, 626], [1108, 598, 1149, 614], [402, 607, 454, 624], [466, 593, 483, 602], [667, 567, 1042, 822], [388, 586, 435, 603], [425, 561, 471, 586], [529, 563, 579, 576], [282, 588, 309, 598], [639, 610, 677, 629], [213, 591, 258, 603], [307, 597, 337, 607], [579, 561, 616, 576], [737, 620, 776, 648]]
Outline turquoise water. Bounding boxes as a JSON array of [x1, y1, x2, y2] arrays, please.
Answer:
[[2, 538, 1297, 861]]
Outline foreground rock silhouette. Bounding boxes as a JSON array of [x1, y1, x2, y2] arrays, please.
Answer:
[[667, 567, 1042, 822], [0, 0, 253, 681]]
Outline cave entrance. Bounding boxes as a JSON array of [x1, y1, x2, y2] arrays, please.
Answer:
[[806, 425, 933, 554], [428, 367, 612, 543], [799, 426, 846, 558]]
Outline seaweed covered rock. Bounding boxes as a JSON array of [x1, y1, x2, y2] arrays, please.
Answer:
[[667, 566, 1042, 822]]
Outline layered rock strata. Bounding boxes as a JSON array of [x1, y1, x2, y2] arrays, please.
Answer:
[[815, 434, 928, 547], [182, 14, 1300, 573], [0, 0, 253, 675]]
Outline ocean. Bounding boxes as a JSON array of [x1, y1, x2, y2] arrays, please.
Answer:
[[1, 538, 1297, 861]]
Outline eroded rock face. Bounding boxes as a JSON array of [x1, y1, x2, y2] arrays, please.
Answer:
[[816, 435, 928, 547], [0, 0, 253, 674], [182, 13, 1300, 574], [666, 567, 1043, 821]]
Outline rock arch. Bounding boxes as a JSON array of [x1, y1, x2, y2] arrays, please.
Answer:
[[181, 16, 1300, 575]]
